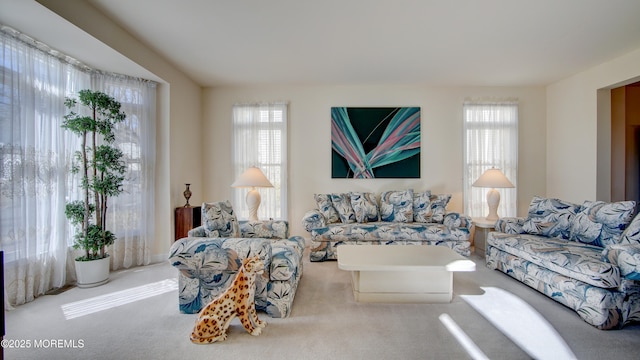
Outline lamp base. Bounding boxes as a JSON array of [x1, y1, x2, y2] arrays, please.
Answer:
[[246, 187, 261, 222], [485, 188, 500, 222]]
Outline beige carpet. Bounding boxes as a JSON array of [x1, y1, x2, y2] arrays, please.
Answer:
[[4, 247, 640, 360]]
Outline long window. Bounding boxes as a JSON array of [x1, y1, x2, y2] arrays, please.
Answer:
[[0, 26, 156, 307], [91, 74, 157, 270], [463, 100, 518, 218], [232, 103, 288, 220]]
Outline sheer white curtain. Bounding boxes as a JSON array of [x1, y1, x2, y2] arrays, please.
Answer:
[[1, 27, 90, 307], [1, 26, 156, 308], [463, 100, 518, 218], [92, 74, 156, 270], [232, 103, 288, 220]]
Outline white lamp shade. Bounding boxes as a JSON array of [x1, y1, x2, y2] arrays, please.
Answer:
[[231, 167, 274, 188], [472, 168, 514, 189]]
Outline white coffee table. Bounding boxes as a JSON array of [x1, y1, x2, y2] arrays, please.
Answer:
[[337, 245, 475, 303]]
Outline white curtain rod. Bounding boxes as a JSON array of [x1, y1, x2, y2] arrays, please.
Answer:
[[463, 97, 519, 105], [1, 24, 156, 86]]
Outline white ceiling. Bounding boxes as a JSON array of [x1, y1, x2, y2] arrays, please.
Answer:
[[84, 0, 640, 87], [5, 0, 640, 87]]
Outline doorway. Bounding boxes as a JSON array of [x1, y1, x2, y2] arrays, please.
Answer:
[[611, 81, 640, 205]]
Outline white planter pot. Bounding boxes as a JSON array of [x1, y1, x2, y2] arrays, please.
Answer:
[[75, 256, 110, 288]]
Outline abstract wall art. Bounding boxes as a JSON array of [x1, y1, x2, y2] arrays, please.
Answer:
[[331, 107, 421, 178]]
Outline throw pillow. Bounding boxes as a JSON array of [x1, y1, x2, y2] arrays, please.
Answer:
[[380, 190, 414, 222], [350, 192, 379, 223], [570, 200, 636, 247], [330, 193, 356, 223], [202, 200, 240, 238], [522, 196, 580, 239], [425, 194, 452, 223], [314, 194, 340, 224], [619, 212, 640, 245], [413, 190, 432, 222]]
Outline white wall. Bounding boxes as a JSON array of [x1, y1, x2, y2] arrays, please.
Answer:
[[546, 48, 640, 203], [204, 85, 546, 236]]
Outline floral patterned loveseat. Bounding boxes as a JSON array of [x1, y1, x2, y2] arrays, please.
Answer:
[[487, 196, 640, 329], [301, 189, 472, 262], [169, 201, 304, 318]]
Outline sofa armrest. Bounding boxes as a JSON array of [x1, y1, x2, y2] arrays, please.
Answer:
[[302, 209, 327, 232], [169, 237, 229, 272], [240, 220, 289, 239], [169, 237, 272, 274], [187, 225, 209, 238], [443, 212, 472, 230], [495, 217, 527, 234], [270, 236, 305, 281], [603, 243, 640, 280]]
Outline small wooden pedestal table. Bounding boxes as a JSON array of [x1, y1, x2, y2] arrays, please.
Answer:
[[337, 245, 475, 303], [472, 218, 496, 258]]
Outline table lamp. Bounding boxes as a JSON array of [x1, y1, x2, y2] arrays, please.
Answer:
[[231, 167, 274, 222], [472, 168, 514, 221]]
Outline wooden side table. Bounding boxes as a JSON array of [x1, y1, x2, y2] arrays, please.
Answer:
[[175, 206, 201, 241], [472, 218, 496, 257]]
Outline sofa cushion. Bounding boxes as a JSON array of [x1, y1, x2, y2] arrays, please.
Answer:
[[350, 192, 379, 223], [240, 220, 289, 239], [380, 190, 414, 222], [220, 237, 273, 270], [314, 194, 340, 224], [330, 193, 356, 223], [202, 200, 240, 237], [204, 229, 220, 237], [522, 196, 580, 239], [569, 200, 636, 247], [413, 190, 432, 222], [487, 232, 620, 288], [310, 221, 470, 242]]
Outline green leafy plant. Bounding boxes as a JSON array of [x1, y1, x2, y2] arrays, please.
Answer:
[[62, 90, 126, 261]]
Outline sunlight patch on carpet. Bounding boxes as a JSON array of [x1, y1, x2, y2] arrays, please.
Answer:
[[61, 278, 178, 320], [461, 287, 577, 360], [439, 313, 489, 360]]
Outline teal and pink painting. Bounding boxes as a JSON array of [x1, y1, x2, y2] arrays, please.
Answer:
[[331, 107, 421, 178]]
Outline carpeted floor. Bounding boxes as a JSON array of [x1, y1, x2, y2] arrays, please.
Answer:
[[4, 247, 640, 360]]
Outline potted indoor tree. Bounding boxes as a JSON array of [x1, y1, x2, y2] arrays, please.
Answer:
[[63, 90, 126, 288]]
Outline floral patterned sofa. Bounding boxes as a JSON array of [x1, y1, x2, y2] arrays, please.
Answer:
[[486, 196, 640, 329], [169, 201, 304, 318], [301, 189, 472, 262]]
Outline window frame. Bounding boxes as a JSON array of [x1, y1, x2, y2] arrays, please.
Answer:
[[463, 101, 518, 219], [232, 103, 288, 221]]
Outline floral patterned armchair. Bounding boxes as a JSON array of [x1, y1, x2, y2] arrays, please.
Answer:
[[169, 201, 305, 318]]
